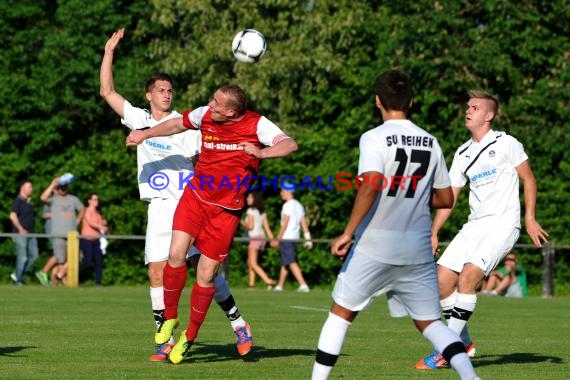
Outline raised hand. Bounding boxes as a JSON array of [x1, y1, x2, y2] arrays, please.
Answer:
[[105, 28, 125, 53]]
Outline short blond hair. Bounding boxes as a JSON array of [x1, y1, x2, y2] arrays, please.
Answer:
[[468, 90, 499, 117], [219, 84, 247, 116]]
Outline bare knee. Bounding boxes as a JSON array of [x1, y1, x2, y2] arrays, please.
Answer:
[[147, 262, 165, 287], [457, 263, 485, 294], [331, 302, 358, 323], [437, 266, 459, 298]]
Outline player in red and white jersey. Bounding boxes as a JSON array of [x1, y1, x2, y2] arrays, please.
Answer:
[[182, 102, 291, 209], [100, 29, 254, 362], [312, 70, 479, 380], [126, 84, 297, 364], [416, 90, 549, 369]]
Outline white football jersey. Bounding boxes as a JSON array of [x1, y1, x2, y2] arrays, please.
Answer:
[[354, 119, 450, 265], [448, 129, 527, 227], [122, 101, 201, 201]]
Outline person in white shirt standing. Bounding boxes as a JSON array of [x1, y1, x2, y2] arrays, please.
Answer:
[[312, 70, 479, 380], [271, 184, 313, 292], [99, 28, 250, 362], [416, 90, 548, 370]]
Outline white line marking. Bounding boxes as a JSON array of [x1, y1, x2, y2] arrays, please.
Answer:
[[290, 305, 329, 312]]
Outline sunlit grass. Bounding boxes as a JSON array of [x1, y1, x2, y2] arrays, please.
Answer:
[[1, 285, 568, 379]]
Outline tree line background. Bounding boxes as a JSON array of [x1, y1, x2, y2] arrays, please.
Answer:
[[1, 0, 568, 292]]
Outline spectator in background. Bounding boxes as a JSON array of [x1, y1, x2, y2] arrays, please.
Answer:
[[35, 176, 83, 286], [270, 184, 313, 293], [243, 192, 276, 289], [481, 253, 527, 297], [43, 204, 52, 250], [9, 180, 39, 286], [79, 193, 108, 286]]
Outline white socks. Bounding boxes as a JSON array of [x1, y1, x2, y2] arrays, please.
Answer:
[[150, 286, 165, 310], [422, 321, 477, 380], [448, 293, 477, 336], [312, 313, 351, 380]]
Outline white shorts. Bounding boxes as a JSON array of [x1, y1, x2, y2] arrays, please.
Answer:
[[145, 198, 203, 264], [145, 198, 179, 264], [437, 219, 520, 276], [332, 251, 441, 321]]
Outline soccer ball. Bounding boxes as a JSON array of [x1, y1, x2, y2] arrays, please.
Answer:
[[232, 29, 267, 63]]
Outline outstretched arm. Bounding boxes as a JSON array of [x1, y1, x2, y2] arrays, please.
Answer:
[[100, 28, 127, 117], [125, 117, 186, 146], [516, 160, 549, 247]]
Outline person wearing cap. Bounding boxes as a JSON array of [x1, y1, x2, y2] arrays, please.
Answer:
[[270, 181, 313, 292], [35, 176, 83, 286]]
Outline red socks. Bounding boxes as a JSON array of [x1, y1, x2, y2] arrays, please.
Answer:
[[185, 283, 215, 341], [163, 263, 187, 320], [163, 263, 215, 342]]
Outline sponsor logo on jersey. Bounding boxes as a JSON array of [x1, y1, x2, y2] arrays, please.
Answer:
[[202, 135, 221, 142], [145, 139, 172, 150], [203, 141, 241, 151], [470, 168, 497, 183]]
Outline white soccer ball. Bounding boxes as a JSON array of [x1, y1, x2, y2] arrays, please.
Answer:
[[232, 29, 267, 63]]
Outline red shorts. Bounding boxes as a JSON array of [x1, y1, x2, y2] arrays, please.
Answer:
[[172, 188, 242, 262]]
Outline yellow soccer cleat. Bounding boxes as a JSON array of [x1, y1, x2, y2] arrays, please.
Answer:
[[168, 329, 193, 365], [155, 318, 179, 345]]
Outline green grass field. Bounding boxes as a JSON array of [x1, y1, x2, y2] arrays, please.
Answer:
[[1, 285, 568, 379]]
